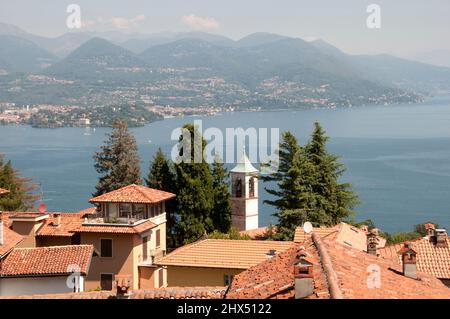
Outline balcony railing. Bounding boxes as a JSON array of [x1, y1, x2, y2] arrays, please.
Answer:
[[84, 212, 145, 225]]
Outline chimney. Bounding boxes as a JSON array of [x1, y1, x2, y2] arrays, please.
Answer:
[[435, 229, 448, 248], [424, 223, 436, 238], [294, 251, 314, 299], [0, 221, 3, 246], [370, 228, 380, 236], [366, 230, 378, 255], [53, 214, 61, 227], [398, 242, 417, 279], [115, 275, 131, 299]]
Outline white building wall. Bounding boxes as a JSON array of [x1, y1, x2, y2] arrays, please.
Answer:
[[0, 275, 86, 297]]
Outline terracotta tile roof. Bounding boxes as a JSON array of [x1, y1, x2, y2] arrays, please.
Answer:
[[36, 213, 85, 237], [319, 235, 450, 299], [157, 239, 294, 269], [0, 287, 226, 299], [0, 222, 23, 258], [89, 184, 175, 204], [294, 222, 386, 251], [130, 287, 226, 299], [226, 241, 330, 299], [378, 236, 450, 279], [73, 220, 157, 234], [0, 188, 9, 195], [0, 245, 94, 277]]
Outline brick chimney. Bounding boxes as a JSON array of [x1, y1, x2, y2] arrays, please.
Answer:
[[115, 275, 131, 299], [293, 251, 314, 299], [366, 230, 378, 255], [435, 229, 448, 248], [398, 242, 417, 279], [424, 223, 436, 238]]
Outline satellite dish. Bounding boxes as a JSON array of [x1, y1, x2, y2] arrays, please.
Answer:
[[38, 203, 47, 213], [303, 221, 313, 234]]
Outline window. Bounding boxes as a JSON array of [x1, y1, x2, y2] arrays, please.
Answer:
[[119, 203, 131, 218], [133, 204, 145, 218], [100, 238, 113, 257], [100, 274, 113, 291], [234, 178, 242, 197], [249, 177, 255, 198], [158, 268, 164, 288], [156, 229, 161, 248], [142, 236, 149, 260], [224, 274, 234, 286]]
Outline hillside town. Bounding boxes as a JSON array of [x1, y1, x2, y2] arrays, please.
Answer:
[[0, 150, 449, 299]]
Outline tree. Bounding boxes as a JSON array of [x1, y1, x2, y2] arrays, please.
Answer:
[[93, 119, 142, 197], [262, 131, 301, 212], [146, 148, 177, 248], [0, 155, 39, 211], [304, 122, 359, 225], [211, 156, 232, 233], [174, 124, 215, 244]]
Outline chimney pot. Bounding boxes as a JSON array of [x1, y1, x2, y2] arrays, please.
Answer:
[[399, 243, 417, 279], [425, 223, 436, 238], [366, 231, 378, 255], [294, 254, 314, 299], [435, 229, 448, 248], [54, 214, 61, 227]]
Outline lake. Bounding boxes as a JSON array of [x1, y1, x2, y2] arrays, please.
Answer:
[[1, 97, 450, 233]]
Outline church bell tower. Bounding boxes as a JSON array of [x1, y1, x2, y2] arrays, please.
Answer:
[[230, 147, 259, 231]]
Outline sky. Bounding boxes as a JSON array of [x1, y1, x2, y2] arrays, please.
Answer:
[[0, 0, 449, 57]]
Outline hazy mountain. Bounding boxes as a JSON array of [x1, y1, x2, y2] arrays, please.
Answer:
[[0, 35, 57, 73], [410, 50, 450, 68], [348, 54, 450, 92], [235, 32, 291, 47], [44, 37, 146, 79]]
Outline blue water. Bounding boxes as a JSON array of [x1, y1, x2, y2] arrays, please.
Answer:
[[1, 97, 450, 233]]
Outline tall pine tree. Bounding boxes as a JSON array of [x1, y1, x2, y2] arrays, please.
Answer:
[[93, 119, 142, 196], [0, 155, 39, 211], [303, 122, 359, 225], [262, 131, 302, 213], [174, 124, 215, 244], [146, 148, 177, 248]]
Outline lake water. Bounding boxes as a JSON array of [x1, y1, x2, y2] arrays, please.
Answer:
[[1, 97, 450, 233]]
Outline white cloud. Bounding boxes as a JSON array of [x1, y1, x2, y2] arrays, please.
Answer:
[[110, 14, 145, 30], [181, 14, 219, 31]]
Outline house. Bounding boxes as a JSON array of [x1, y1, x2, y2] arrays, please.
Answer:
[[226, 232, 450, 299], [294, 222, 386, 251], [1, 184, 176, 292], [75, 184, 175, 291], [0, 244, 94, 297], [0, 188, 9, 195], [156, 239, 294, 287], [377, 224, 450, 287]]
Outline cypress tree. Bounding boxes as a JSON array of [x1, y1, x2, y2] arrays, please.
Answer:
[[0, 156, 39, 211], [93, 119, 142, 197], [211, 156, 232, 233]]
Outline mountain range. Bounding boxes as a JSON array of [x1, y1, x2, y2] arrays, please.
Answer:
[[1, 22, 450, 109]]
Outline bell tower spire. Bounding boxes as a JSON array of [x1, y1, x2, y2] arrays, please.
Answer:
[[230, 147, 259, 231]]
